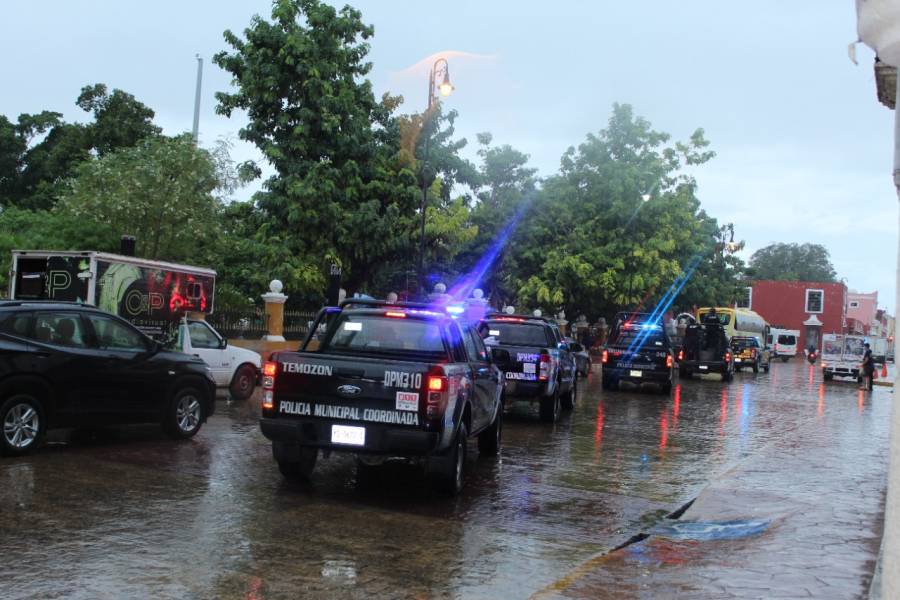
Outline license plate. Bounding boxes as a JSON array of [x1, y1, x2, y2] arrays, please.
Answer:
[[734, 359, 742, 363], [331, 425, 365, 446], [699, 365, 708, 370], [630, 370, 642, 377], [523, 362, 536, 374]]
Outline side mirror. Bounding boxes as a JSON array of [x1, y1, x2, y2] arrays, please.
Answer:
[[219, 337, 228, 349], [491, 348, 511, 364]]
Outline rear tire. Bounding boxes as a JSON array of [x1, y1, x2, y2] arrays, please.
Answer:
[[1, 393, 46, 456], [432, 423, 467, 495], [539, 387, 561, 423], [477, 403, 502, 456], [229, 364, 257, 401], [163, 386, 205, 439], [660, 382, 672, 394], [679, 366, 689, 379], [752, 363, 759, 374], [781, 356, 789, 363], [824, 371, 833, 381], [723, 370, 733, 382], [278, 448, 318, 481], [602, 375, 615, 390]]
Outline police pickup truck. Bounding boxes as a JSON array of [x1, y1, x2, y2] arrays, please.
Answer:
[[601, 313, 674, 393], [678, 319, 734, 382], [259, 300, 507, 495], [477, 313, 576, 423]]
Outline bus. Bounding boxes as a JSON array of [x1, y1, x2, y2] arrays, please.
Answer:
[[696, 307, 768, 345]]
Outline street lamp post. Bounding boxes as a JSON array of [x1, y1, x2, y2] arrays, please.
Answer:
[[417, 58, 454, 298]]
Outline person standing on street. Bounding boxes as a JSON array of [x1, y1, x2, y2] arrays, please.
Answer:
[[861, 343, 875, 391]]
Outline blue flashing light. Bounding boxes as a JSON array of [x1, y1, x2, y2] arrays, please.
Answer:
[[446, 305, 465, 315]]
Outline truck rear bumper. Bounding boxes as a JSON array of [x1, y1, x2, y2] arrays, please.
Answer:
[[604, 366, 671, 383], [681, 361, 728, 374], [260, 418, 442, 456]]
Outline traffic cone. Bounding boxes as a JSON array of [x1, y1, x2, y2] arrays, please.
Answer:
[[882, 362, 888, 378]]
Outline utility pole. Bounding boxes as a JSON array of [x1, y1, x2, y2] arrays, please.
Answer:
[[192, 55, 203, 144]]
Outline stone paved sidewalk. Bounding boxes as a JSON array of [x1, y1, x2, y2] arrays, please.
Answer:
[[535, 386, 891, 600]]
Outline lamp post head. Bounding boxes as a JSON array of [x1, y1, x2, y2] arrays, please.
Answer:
[[438, 71, 454, 97]]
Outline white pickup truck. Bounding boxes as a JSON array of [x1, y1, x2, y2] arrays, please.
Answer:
[[173, 318, 261, 400], [821, 333, 866, 382]]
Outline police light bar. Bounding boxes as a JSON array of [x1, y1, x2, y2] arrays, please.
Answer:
[[494, 317, 526, 322], [445, 305, 465, 315]]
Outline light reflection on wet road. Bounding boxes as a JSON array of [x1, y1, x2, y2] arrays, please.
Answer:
[[0, 360, 890, 599]]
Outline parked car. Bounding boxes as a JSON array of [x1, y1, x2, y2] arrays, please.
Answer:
[[478, 313, 577, 422], [0, 301, 216, 455], [565, 337, 592, 377]]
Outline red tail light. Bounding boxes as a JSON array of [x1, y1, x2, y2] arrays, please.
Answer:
[[427, 375, 446, 392], [725, 351, 732, 362], [262, 361, 277, 409], [385, 311, 406, 318], [678, 349, 684, 361], [751, 349, 757, 358], [666, 354, 673, 369], [601, 350, 609, 364], [425, 367, 448, 424], [539, 352, 551, 381]]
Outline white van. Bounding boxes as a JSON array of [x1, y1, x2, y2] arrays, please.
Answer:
[[768, 328, 799, 362]]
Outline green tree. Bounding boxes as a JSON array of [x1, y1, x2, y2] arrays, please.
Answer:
[[747, 242, 837, 282], [56, 135, 223, 261], [214, 0, 423, 304], [0, 85, 160, 210], [505, 104, 730, 320]]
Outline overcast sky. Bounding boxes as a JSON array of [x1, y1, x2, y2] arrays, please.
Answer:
[[2, 1, 896, 311]]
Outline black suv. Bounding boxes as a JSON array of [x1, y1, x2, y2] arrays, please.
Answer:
[[477, 313, 577, 423], [601, 313, 674, 393], [0, 301, 216, 455]]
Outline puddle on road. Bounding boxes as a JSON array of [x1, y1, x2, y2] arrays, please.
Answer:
[[651, 519, 771, 541]]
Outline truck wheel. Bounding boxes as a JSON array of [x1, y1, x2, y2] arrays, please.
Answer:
[[539, 388, 561, 423], [679, 366, 689, 379], [824, 371, 833, 381], [660, 381, 672, 394], [163, 386, 205, 439], [277, 448, 318, 481], [432, 423, 467, 495], [723, 370, 733, 383], [752, 362, 759, 374], [780, 356, 789, 363], [1, 393, 46, 456], [561, 378, 577, 410], [602, 375, 615, 390], [229, 364, 257, 401], [763, 364, 770, 373], [477, 404, 502, 456]]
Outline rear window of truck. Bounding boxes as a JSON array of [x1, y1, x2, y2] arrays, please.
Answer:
[[777, 335, 796, 345], [480, 322, 551, 347], [608, 329, 666, 349], [313, 314, 448, 359]]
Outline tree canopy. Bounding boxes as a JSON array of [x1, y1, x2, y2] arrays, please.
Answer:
[[748, 242, 837, 283]]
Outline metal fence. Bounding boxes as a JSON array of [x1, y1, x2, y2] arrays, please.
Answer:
[[207, 309, 269, 339], [284, 310, 317, 341]]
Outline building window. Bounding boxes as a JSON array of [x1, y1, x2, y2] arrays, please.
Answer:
[[806, 289, 824, 313], [736, 287, 752, 309], [849, 301, 860, 309]]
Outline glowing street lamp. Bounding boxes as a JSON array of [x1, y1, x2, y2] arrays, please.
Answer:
[[417, 58, 454, 297]]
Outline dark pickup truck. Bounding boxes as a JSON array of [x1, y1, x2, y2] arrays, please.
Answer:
[[678, 321, 734, 382], [477, 313, 577, 423], [601, 312, 674, 394], [259, 300, 506, 495]]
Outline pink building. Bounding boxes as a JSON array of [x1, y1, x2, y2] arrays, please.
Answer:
[[847, 291, 879, 335]]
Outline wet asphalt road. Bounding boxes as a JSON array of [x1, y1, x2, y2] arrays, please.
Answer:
[[0, 360, 890, 599]]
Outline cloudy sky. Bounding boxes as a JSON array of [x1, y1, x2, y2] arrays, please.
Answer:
[[2, 1, 896, 310]]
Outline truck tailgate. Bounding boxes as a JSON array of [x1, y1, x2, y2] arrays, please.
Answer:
[[271, 352, 431, 428]]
